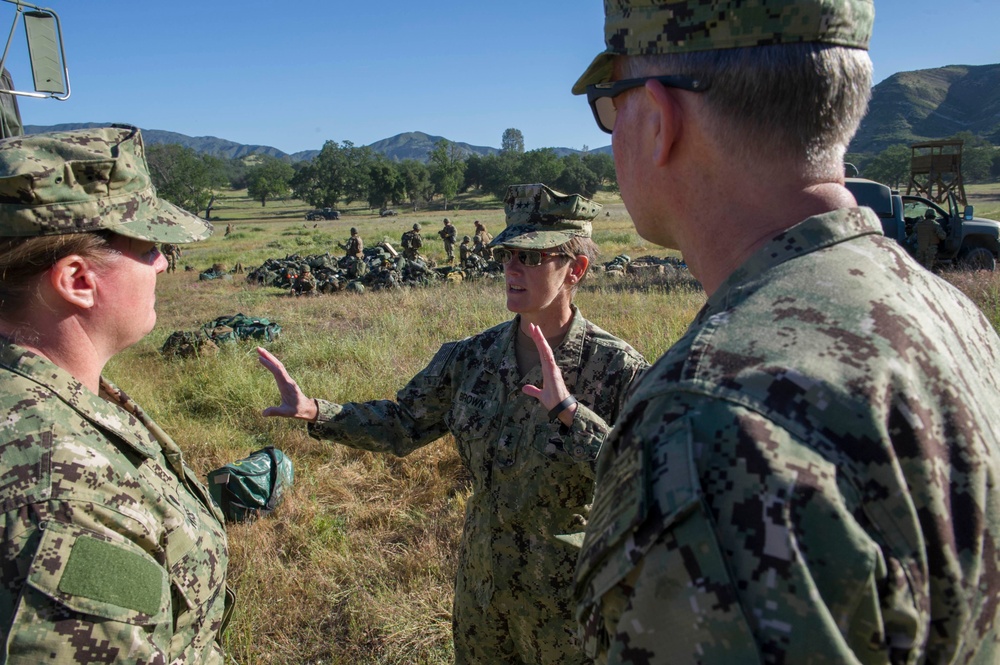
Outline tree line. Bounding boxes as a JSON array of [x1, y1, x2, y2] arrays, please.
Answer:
[[145, 128, 617, 216]]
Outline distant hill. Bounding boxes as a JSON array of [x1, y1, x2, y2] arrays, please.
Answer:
[[23, 123, 290, 160], [850, 63, 1000, 154], [367, 131, 497, 161], [22, 124, 611, 163]]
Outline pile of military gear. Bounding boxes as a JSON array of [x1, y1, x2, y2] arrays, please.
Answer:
[[244, 246, 468, 294], [603, 254, 632, 276], [600, 254, 700, 290], [161, 313, 281, 358]]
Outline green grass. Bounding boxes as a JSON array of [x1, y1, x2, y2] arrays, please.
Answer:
[[107, 184, 1000, 664]]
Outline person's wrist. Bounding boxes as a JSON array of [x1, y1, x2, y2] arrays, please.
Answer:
[[548, 395, 578, 422]]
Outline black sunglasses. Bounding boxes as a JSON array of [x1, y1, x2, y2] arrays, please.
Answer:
[[495, 248, 569, 267], [586, 75, 709, 134]]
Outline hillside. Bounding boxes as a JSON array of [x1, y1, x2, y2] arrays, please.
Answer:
[[851, 63, 1000, 154], [22, 123, 291, 160], [22, 124, 609, 164]]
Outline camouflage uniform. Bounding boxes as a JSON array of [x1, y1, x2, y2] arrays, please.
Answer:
[[293, 268, 317, 295], [400, 229, 422, 262], [439, 219, 457, 262], [309, 307, 647, 664], [0, 339, 231, 664], [459, 235, 473, 265], [342, 230, 364, 259], [913, 210, 946, 270], [575, 208, 1000, 663], [0, 126, 232, 664], [161, 242, 181, 273], [474, 222, 493, 261]]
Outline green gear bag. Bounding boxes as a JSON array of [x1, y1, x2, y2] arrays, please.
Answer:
[[202, 313, 281, 344], [207, 446, 294, 523]]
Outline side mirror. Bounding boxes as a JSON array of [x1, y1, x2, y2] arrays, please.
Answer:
[[0, 1, 69, 100], [964, 205, 974, 221]]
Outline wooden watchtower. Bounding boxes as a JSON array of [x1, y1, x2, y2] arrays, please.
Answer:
[[906, 140, 967, 206]]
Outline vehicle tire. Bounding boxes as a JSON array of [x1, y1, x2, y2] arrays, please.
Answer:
[[959, 247, 996, 271]]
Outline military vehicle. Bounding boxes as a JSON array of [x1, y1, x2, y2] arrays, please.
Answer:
[[379, 208, 398, 217], [847, 177, 1000, 271], [305, 207, 340, 221], [0, 0, 71, 138]]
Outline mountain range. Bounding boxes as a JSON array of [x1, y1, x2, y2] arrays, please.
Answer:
[[23, 63, 1000, 162], [21, 123, 601, 164]]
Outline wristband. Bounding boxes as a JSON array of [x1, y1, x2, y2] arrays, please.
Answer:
[[548, 395, 578, 422]]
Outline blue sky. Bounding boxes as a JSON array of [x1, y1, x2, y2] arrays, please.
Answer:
[[4, 0, 999, 155]]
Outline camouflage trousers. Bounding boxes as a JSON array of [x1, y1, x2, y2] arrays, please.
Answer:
[[916, 245, 938, 270], [452, 570, 590, 665]]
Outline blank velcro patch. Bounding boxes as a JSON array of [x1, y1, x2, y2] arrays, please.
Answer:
[[58, 535, 164, 616]]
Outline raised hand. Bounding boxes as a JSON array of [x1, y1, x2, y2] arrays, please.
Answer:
[[520, 323, 578, 426], [257, 347, 319, 421]]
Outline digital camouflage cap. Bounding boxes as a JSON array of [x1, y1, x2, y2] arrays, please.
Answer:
[[0, 124, 212, 243], [491, 184, 602, 250], [573, 0, 875, 94]]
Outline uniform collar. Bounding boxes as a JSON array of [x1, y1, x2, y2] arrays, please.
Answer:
[[491, 307, 588, 389], [704, 207, 882, 317], [0, 337, 169, 462]]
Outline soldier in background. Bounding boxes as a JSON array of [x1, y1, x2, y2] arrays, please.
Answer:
[[566, 0, 1000, 662], [0, 126, 232, 663], [400, 222, 423, 261], [911, 207, 946, 270], [474, 219, 493, 260], [161, 241, 181, 273], [259, 184, 647, 665], [340, 227, 364, 259], [439, 217, 457, 263], [292, 266, 317, 296], [459, 234, 473, 265]]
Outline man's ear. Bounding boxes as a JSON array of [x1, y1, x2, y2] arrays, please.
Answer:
[[645, 79, 684, 168], [569, 255, 589, 284], [48, 255, 99, 309]]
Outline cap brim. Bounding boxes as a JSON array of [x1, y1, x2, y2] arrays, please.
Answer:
[[490, 224, 584, 250], [113, 198, 213, 244], [572, 52, 615, 95]]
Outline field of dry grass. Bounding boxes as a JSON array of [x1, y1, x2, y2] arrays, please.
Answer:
[[107, 186, 1000, 663]]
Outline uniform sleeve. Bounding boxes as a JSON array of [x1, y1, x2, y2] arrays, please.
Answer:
[[308, 342, 457, 456], [1, 505, 174, 665], [578, 397, 894, 664]]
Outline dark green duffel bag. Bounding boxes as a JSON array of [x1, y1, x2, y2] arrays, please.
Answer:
[[208, 446, 294, 523]]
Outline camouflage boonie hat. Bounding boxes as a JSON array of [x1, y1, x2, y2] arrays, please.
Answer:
[[491, 183, 601, 250], [572, 0, 875, 94], [0, 124, 212, 243]]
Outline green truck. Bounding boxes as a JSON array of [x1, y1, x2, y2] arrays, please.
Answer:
[[846, 177, 1000, 271]]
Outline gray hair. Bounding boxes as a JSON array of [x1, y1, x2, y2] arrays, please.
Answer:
[[622, 44, 872, 180]]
